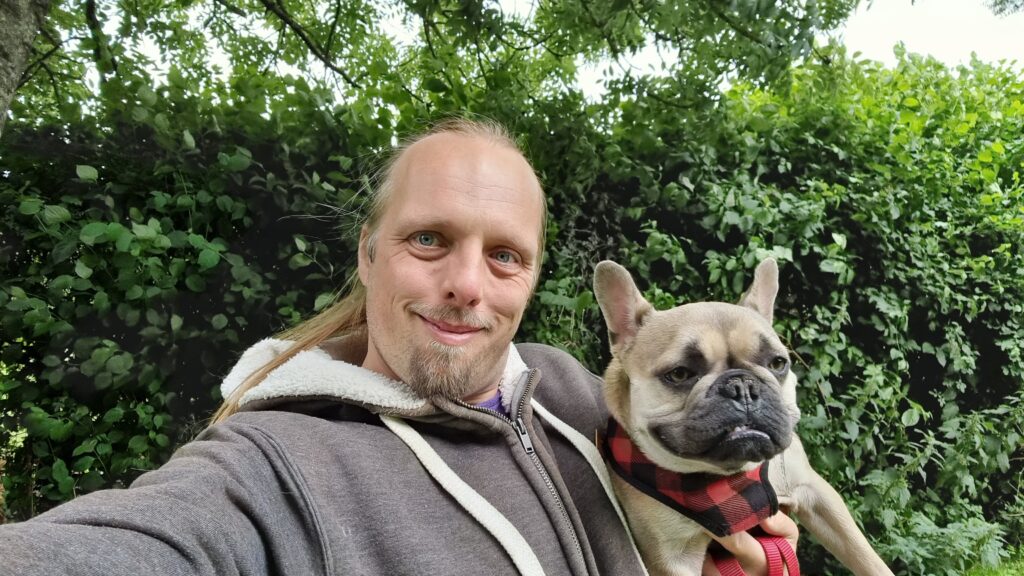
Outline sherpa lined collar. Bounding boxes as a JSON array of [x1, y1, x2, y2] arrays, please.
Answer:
[[220, 333, 530, 417]]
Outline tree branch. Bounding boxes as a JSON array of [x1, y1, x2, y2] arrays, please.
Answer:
[[325, 0, 343, 54], [256, 0, 362, 89], [705, 1, 771, 47], [85, 0, 118, 82], [16, 36, 82, 91], [213, 0, 246, 17]]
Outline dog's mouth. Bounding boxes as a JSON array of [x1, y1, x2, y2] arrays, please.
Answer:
[[724, 425, 771, 443], [701, 423, 779, 464], [652, 419, 788, 469]]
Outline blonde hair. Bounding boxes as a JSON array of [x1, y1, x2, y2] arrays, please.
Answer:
[[211, 117, 546, 423]]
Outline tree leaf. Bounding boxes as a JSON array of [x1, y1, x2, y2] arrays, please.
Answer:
[[198, 248, 220, 269], [211, 313, 228, 330], [75, 260, 93, 279], [18, 198, 43, 215], [76, 165, 99, 182]]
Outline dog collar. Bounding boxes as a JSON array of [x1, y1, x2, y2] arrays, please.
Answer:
[[602, 417, 779, 537]]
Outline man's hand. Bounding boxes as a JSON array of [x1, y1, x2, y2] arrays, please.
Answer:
[[701, 512, 799, 576]]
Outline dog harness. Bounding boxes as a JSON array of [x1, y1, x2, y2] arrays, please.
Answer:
[[602, 418, 780, 538]]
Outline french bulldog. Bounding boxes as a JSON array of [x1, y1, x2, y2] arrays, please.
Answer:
[[593, 258, 893, 576]]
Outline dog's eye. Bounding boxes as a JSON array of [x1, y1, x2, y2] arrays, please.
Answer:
[[661, 366, 694, 386], [769, 356, 789, 372]]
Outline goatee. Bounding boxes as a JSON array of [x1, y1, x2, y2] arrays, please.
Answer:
[[405, 303, 498, 400]]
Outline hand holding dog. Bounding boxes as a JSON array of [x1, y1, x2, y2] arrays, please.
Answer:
[[702, 512, 799, 576]]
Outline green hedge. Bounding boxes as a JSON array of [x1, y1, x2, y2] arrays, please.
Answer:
[[2, 49, 1023, 575]]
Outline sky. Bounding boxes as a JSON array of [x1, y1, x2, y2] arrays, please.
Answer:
[[575, 0, 1024, 97], [838, 0, 1024, 68]]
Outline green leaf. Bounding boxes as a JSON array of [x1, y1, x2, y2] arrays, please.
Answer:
[[128, 435, 149, 454], [76, 164, 99, 182], [224, 153, 251, 172], [137, 85, 157, 107], [424, 77, 449, 92], [198, 248, 220, 269], [72, 438, 97, 456], [49, 420, 74, 442], [80, 222, 109, 245], [50, 275, 73, 291], [171, 314, 183, 331], [106, 353, 133, 375], [41, 205, 73, 226], [19, 198, 44, 215], [53, 237, 79, 263], [216, 195, 233, 212], [73, 456, 96, 472], [103, 407, 125, 423], [132, 222, 157, 240], [182, 129, 195, 150], [51, 458, 70, 483], [314, 292, 334, 311], [185, 274, 206, 292], [211, 313, 228, 330], [901, 408, 920, 427], [288, 253, 313, 269], [115, 232, 134, 252], [75, 260, 94, 279]]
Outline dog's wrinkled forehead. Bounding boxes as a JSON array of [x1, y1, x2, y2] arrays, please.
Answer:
[[628, 302, 783, 371]]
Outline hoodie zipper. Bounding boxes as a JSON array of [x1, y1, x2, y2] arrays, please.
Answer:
[[456, 370, 586, 573]]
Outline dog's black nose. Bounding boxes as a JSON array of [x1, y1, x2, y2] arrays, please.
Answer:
[[716, 370, 761, 406]]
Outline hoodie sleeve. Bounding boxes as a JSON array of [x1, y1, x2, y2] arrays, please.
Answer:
[[0, 418, 328, 576]]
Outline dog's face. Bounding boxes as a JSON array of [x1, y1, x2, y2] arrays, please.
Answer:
[[594, 259, 800, 476]]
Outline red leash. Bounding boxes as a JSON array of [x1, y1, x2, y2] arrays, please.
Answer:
[[712, 536, 799, 576]]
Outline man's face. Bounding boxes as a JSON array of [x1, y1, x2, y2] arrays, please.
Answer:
[[358, 133, 544, 401]]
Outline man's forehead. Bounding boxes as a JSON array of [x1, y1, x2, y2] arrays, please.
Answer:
[[388, 133, 543, 213]]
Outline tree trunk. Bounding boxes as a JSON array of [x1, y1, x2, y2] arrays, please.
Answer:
[[0, 0, 52, 138]]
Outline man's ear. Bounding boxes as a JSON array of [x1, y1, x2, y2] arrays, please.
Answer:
[[738, 258, 779, 323], [357, 225, 372, 286], [593, 261, 653, 352]]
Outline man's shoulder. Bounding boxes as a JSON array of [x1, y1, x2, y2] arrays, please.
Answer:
[[225, 403, 380, 434], [516, 342, 608, 426], [515, 342, 597, 373]]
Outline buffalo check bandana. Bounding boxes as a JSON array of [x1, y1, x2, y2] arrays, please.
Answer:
[[602, 417, 779, 538]]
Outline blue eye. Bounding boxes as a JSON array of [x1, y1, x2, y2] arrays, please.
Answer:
[[415, 233, 437, 247], [495, 251, 514, 264]]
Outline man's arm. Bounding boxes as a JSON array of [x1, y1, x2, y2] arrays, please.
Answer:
[[0, 419, 326, 576]]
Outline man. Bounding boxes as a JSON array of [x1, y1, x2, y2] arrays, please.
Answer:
[[1, 118, 795, 575]]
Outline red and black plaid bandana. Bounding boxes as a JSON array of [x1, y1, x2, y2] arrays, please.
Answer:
[[602, 417, 779, 538]]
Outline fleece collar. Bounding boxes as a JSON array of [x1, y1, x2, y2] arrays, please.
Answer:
[[602, 418, 778, 538], [220, 333, 529, 416]]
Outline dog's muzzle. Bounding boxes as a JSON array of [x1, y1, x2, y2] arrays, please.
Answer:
[[713, 369, 763, 408]]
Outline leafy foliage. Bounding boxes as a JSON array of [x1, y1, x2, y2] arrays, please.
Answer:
[[2, 1, 1023, 574]]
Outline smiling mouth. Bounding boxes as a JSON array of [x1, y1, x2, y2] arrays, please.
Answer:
[[419, 315, 485, 345]]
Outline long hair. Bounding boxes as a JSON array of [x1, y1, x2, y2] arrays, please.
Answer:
[[210, 118, 546, 423]]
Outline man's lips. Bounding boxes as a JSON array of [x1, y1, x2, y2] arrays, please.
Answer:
[[419, 315, 484, 344]]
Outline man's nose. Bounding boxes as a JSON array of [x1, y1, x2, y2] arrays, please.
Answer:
[[443, 249, 483, 307]]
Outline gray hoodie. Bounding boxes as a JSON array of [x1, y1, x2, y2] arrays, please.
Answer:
[[0, 336, 647, 576]]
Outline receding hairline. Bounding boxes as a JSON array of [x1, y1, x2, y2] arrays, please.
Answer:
[[390, 131, 544, 199]]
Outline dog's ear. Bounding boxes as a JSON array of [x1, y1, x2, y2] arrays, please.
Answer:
[[739, 258, 779, 323], [594, 261, 653, 351]]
